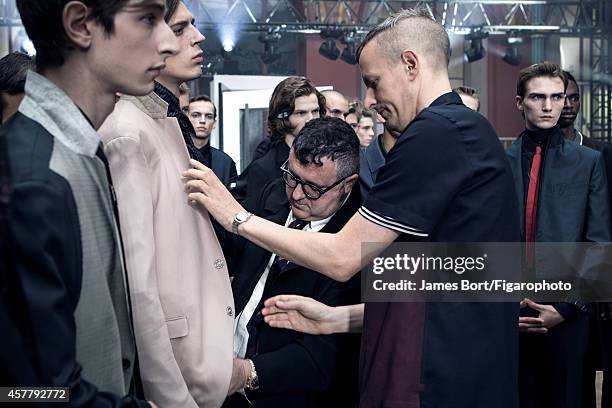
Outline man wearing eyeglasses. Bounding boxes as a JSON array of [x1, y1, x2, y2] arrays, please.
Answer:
[[222, 117, 361, 408], [188, 94, 237, 187]]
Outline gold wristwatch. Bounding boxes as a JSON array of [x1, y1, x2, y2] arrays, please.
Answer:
[[245, 359, 259, 391]]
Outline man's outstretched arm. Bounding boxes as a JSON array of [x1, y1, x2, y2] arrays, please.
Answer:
[[183, 160, 398, 282], [262, 295, 365, 334]]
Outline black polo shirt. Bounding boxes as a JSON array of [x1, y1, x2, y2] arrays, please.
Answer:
[[358, 92, 520, 408]]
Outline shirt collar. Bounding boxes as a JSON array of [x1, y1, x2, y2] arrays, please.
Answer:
[[286, 211, 330, 233], [154, 81, 181, 117], [19, 71, 100, 157], [286, 192, 351, 232], [430, 91, 464, 107], [574, 129, 584, 145]]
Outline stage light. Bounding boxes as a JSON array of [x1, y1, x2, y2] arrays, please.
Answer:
[[464, 27, 489, 63], [259, 28, 282, 65], [502, 35, 523, 66], [12, 29, 36, 56], [223, 39, 235, 53], [319, 38, 340, 60], [340, 31, 359, 65]]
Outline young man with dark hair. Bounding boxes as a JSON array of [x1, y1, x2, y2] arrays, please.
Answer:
[[224, 117, 361, 408], [2, 0, 178, 406], [188, 94, 237, 186], [506, 62, 611, 408], [0, 52, 34, 124], [355, 109, 375, 149], [233, 76, 326, 202], [359, 117, 400, 198], [99, 2, 235, 406], [185, 7, 520, 407]]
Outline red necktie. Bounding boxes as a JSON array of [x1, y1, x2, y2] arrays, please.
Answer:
[[525, 146, 542, 243]]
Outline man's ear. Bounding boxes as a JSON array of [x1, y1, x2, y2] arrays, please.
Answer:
[[62, 1, 94, 50], [515, 95, 523, 112], [344, 173, 359, 193], [400, 50, 419, 79]]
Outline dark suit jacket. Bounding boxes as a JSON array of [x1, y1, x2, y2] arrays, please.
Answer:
[[232, 141, 290, 202], [506, 129, 611, 244], [210, 146, 238, 187], [228, 178, 361, 408], [583, 136, 612, 222]]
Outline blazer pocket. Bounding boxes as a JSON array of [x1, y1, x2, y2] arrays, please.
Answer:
[[166, 316, 189, 339]]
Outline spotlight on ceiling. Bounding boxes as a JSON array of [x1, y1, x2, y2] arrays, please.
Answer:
[[319, 38, 340, 60], [222, 38, 235, 53], [502, 36, 523, 66], [259, 28, 282, 65], [340, 31, 359, 65], [464, 27, 488, 63], [319, 28, 342, 60]]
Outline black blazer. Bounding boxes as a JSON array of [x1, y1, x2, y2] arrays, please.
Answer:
[[228, 179, 361, 408], [582, 136, 612, 223], [210, 146, 238, 187], [232, 141, 290, 202]]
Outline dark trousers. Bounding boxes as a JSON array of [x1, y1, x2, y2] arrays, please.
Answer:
[[519, 312, 589, 408], [583, 303, 612, 408]]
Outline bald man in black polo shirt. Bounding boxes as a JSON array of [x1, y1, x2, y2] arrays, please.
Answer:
[[184, 7, 520, 408]]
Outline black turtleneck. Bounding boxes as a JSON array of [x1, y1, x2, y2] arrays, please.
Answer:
[[153, 81, 205, 163], [520, 124, 560, 205]]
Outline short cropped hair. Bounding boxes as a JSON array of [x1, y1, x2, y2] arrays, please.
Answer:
[[516, 61, 567, 99], [189, 94, 217, 119], [0, 52, 35, 95], [16, 0, 130, 70], [292, 117, 359, 180], [268, 76, 326, 142], [453, 86, 480, 111], [356, 7, 450, 70]]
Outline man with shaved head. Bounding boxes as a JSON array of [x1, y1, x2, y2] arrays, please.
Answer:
[[321, 89, 349, 120], [184, 7, 519, 407]]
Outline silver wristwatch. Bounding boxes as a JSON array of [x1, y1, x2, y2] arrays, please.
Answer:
[[232, 210, 252, 235]]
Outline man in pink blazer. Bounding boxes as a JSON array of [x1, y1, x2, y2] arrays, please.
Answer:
[[99, 1, 234, 406]]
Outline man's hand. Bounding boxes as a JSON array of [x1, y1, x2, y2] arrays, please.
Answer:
[[183, 159, 243, 231], [262, 295, 339, 335], [227, 358, 251, 396], [518, 298, 565, 333]]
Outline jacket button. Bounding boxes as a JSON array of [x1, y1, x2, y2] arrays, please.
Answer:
[[122, 358, 131, 370], [215, 259, 225, 269], [226, 306, 233, 317]]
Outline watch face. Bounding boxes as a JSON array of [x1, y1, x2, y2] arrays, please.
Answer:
[[236, 212, 248, 222]]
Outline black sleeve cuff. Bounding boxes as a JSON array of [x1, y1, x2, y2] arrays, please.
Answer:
[[553, 302, 582, 321]]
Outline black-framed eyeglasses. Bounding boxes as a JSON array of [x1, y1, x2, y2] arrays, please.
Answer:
[[280, 160, 353, 200]]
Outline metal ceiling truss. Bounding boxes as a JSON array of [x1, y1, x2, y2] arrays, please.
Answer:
[[180, 0, 608, 34], [0, 1, 606, 35], [588, 32, 611, 140]]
